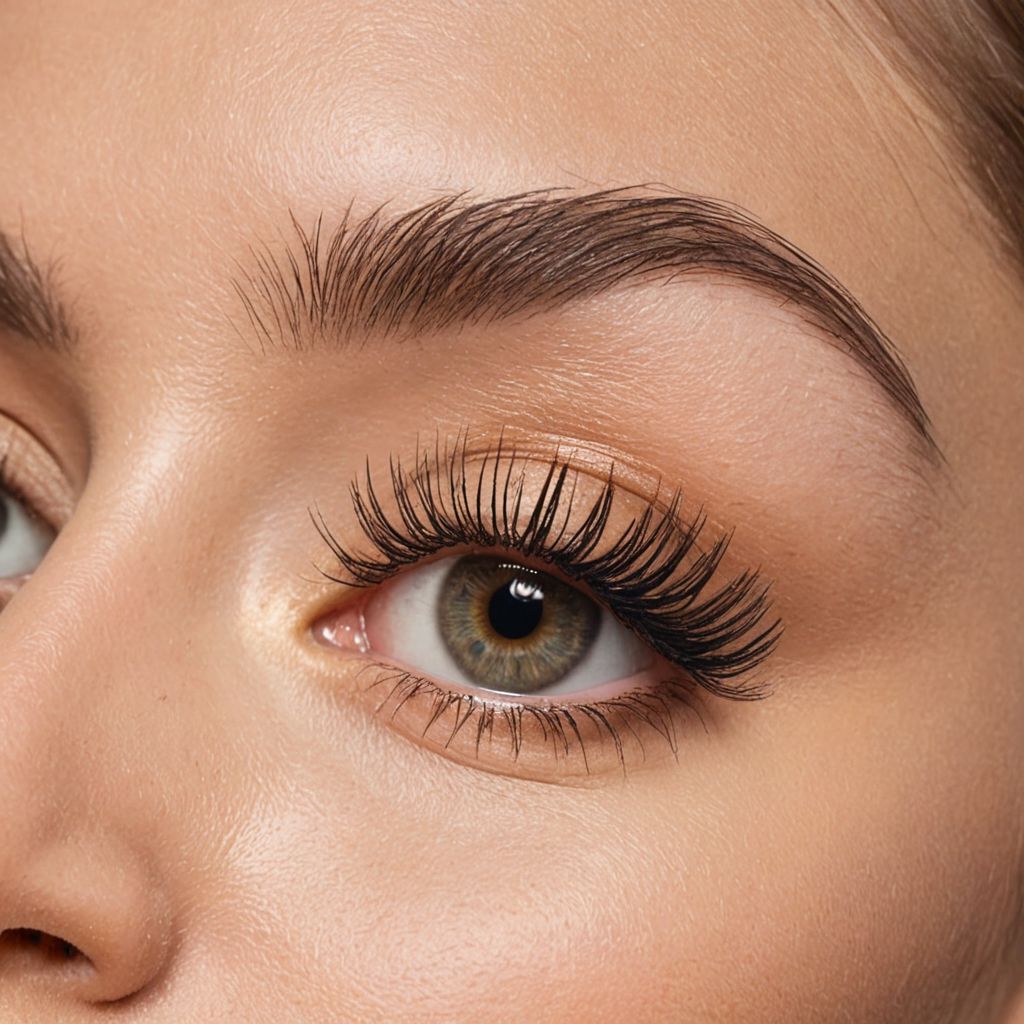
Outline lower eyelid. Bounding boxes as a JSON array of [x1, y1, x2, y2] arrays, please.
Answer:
[[351, 660, 707, 782], [0, 576, 21, 608], [311, 608, 706, 780]]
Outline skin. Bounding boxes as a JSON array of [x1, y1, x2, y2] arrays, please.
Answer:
[[0, 0, 1022, 1020]]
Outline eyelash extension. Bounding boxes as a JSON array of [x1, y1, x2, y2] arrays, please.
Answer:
[[313, 435, 781, 701]]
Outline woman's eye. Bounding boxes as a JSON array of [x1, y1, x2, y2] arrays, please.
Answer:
[[0, 485, 54, 579], [361, 554, 653, 697]]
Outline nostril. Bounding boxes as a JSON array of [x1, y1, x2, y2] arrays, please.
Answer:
[[0, 927, 90, 966], [0, 838, 173, 1002]]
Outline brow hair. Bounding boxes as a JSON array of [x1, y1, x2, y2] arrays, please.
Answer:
[[233, 187, 934, 450], [0, 229, 74, 353]]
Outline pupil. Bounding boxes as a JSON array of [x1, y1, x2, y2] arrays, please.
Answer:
[[487, 577, 544, 640]]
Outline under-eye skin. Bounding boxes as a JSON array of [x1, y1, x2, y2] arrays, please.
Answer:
[[312, 435, 782, 775]]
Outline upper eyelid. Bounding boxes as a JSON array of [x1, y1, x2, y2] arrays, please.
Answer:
[[0, 415, 73, 527], [312, 443, 626, 584]]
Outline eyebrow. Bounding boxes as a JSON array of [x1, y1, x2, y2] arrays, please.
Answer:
[[0, 229, 75, 353], [1, 188, 934, 453], [234, 187, 934, 452]]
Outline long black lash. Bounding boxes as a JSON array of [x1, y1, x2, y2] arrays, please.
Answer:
[[314, 436, 781, 700]]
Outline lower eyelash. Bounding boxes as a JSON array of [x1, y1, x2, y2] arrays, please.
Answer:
[[364, 662, 706, 774]]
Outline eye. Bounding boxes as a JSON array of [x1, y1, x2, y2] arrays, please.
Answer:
[[0, 484, 54, 579], [362, 553, 653, 697], [311, 442, 781, 777]]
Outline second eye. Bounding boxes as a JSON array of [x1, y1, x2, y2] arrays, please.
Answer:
[[0, 484, 54, 580], [362, 554, 653, 698]]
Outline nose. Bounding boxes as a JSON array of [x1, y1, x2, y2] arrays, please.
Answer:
[[0, 582, 174, 1005], [0, 833, 171, 1003]]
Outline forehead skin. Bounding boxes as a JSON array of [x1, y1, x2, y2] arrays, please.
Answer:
[[0, 2, 1022, 1023]]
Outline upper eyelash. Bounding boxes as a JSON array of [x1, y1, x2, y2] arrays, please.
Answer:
[[313, 435, 781, 700]]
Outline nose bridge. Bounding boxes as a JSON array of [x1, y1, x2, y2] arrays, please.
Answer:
[[0, 575, 108, 872], [0, 503, 181, 1003], [0, 503, 159, 837]]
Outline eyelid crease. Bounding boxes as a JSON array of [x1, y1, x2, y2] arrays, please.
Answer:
[[311, 431, 782, 700]]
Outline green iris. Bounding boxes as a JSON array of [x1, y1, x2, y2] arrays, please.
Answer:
[[438, 555, 600, 694]]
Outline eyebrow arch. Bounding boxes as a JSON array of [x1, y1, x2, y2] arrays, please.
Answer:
[[0, 229, 75, 354], [235, 186, 935, 453]]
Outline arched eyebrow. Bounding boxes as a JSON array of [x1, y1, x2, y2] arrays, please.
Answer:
[[234, 188, 935, 454], [0, 188, 936, 457]]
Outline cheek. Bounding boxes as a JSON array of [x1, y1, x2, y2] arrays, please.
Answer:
[[186, 589, 1018, 1023], [291, 682, 1012, 1023], [634, 669, 1021, 1024]]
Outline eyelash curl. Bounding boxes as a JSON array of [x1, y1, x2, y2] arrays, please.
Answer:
[[312, 435, 782, 769]]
